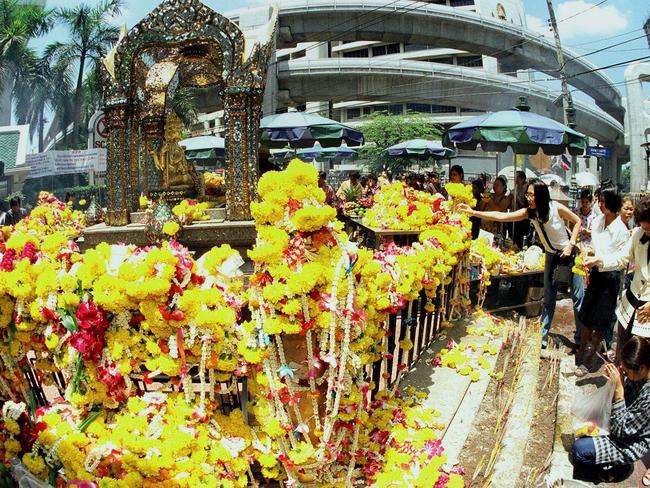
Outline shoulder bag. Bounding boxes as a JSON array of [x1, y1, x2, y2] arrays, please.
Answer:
[[536, 218, 576, 287]]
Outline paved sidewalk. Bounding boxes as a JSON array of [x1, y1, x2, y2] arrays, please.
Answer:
[[550, 298, 649, 488]]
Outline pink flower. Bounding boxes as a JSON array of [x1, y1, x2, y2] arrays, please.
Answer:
[[96, 364, 127, 401], [423, 439, 443, 458], [20, 241, 40, 263], [70, 331, 104, 361], [434, 473, 450, 487], [75, 301, 109, 332], [0, 249, 16, 271]]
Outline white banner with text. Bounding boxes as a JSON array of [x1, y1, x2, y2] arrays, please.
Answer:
[[25, 149, 107, 179]]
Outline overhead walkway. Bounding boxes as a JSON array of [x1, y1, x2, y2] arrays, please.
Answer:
[[276, 59, 624, 144], [237, 0, 624, 122]]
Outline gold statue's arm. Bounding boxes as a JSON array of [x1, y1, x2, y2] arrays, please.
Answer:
[[146, 141, 165, 173]]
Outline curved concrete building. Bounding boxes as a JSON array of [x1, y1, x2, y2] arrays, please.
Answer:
[[205, 0, 626, 175]]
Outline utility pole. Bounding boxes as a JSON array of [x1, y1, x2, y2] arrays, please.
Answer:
[[546, 0, 578, 205]]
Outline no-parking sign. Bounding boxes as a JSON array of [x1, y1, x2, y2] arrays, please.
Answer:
[[88, 110, 107, 149]]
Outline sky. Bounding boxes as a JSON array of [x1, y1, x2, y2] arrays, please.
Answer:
[[27, 0, 650, 139]]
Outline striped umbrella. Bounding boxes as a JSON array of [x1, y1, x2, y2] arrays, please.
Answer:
[[382, 139, 456, 159], [443, 109, 586, 156], [261, 112, 364, 149]]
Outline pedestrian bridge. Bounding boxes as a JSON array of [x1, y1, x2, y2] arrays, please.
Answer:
[[231, 0, 623, 123], [276, 59, 624, 144]]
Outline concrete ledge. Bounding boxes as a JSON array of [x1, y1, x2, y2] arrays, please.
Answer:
[[547, 356, 577, 484], [489, 326, 541, 487], [400, 318, 502, 466]]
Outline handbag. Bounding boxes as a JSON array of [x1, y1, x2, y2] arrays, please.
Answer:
[[536, 217, 575, 287], [552, 252, 575, 287]]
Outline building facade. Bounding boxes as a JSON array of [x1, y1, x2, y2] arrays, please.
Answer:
[[198, 0, 624, 178]]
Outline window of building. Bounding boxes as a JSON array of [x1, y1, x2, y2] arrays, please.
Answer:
[[371, 45, 386, 57], [362, 107, 373, 116], [371, 44, 401, 57], [290, 49, 306, 60], [458, 55, 483, 67], [388, 104, 403, 115], [460, 107, 481, 113], [342, 48, 369, 58], [406, 103, 432, 114], [449, 0, 475, 6], [347, 108, 361, 119], [404, 43, 432, 52], [430, 104, 456, 113], [386, 43, 401, 55], [371, 104, 389, 113]]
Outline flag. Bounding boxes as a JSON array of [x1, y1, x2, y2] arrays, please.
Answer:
[[559, 154, 571, 171]]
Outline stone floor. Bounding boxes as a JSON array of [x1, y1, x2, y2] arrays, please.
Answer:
[[552, 298, 649, 488]]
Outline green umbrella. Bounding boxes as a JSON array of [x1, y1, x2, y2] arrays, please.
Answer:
[[444, 109, 586, 156], [382, 139, 456, 159], [260, 112, 364, 149]]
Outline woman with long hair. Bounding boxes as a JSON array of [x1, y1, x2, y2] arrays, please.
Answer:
[[458, 178, 584, 349], [449, 164, 464, 184], [572, 336, 650, 484]]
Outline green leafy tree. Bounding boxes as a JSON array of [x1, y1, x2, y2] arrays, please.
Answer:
[[171, 88, 200, 128], [0, 0, 51, 114], [14, 51, 72, 151], [359, 112, 444, 174], [46, 0, 123, 148]]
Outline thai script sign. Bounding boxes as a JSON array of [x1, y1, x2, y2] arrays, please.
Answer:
[[25, 149, 107, 179]]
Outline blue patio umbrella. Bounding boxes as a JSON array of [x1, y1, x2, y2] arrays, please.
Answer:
[[260, 112, 364, 149], [270, 147, 296, 160], [382, 139, 456, 159], [297, 141, 358, 161], [443, 109, 586, 156]]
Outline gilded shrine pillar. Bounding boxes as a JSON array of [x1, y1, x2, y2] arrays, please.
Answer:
[[141, 116, 164, 196], [223, 88, 263, 221], [105, 104, 131, 226]]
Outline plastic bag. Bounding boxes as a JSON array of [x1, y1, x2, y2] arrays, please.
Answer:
[[572, 379, 616, 437]]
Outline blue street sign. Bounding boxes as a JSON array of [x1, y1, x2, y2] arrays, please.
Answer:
[[586, 146, 611, 158]]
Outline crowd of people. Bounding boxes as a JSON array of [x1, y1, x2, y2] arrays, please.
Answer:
[[320, 169, 452, 208], [455, 168, 650, 485]]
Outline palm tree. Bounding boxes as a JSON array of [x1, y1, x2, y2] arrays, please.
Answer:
[[46, 0, 123, 147], [172, 88, 200, 128], [0, 0, 52, 119], [13, 51, 72, 151]]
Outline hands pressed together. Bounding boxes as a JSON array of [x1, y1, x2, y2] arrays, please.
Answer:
[[604, 363, 625, 403]]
